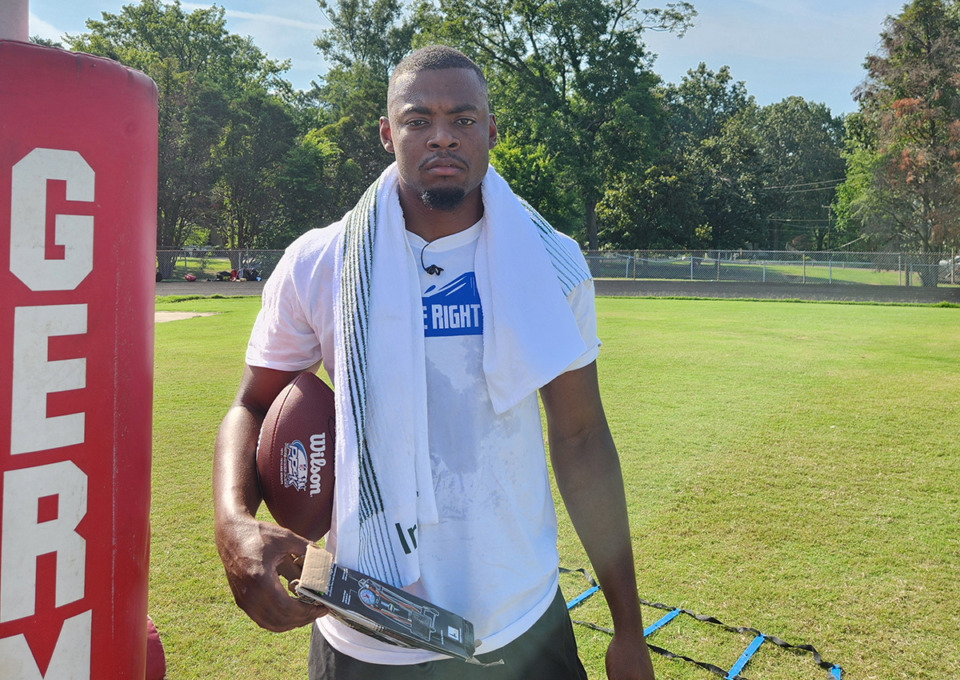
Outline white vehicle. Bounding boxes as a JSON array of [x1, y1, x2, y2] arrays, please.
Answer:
[[939, 255, 960, 281]]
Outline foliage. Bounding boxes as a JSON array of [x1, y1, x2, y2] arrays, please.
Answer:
[[29, 35, 62, 47], [597, 165, 706, 249], [603, 65, 847, 253], [837, 0, 960, 275], [58, 0, 960, 257], [756, 97, 846, 250], [65, 0, 293, 257], [415, 0, 695, 248], [490, 134, 580, 234], [311, 0, 417, 190], [212, 89, 299, 251], [664, 63, 753, 152], [643, 64, 771, 250], [268, 130, 364, 247]]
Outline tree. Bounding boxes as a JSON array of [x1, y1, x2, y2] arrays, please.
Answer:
[[489, 134, 579, 234], [664, 63, 751, 152], [657, 64, 770, 249], [212, 89, 298, 252], [596, 165, 706, 249], [840, 0, 960, 280], [268, 130, 364, 248], [756, 97, 846, 250], [312, 0, 416, 189], [66, 0, 291, 263], [415, 0, 695, 247]]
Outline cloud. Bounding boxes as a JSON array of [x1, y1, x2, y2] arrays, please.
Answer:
[[28, 12, 64, 41], [180, 3, 328, 32]]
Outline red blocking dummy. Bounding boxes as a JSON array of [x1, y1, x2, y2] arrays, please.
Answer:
[[0, 41, 158, 678]]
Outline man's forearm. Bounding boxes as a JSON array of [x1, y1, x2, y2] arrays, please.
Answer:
[[540, 362, 655, 679], [549, 425, 644, 632], [213, 404, 265, 529], [212, 383, 322, 631]]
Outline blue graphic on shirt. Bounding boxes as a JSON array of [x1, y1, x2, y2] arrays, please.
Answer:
[[422, 273, 483, 337]]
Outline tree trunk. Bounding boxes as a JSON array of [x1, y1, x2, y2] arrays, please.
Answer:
[[917, 252, 939, 287], [586, 199, 598, 251], [156, 252, 177, 279]]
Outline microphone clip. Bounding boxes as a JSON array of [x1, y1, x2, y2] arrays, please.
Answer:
[[420, 242, 444, 276]]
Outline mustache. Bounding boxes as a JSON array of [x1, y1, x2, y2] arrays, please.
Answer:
[[418, 153, 469, 171]]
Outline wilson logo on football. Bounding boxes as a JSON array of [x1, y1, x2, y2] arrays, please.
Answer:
[[308, 433, 328, 497], [280, 440, 308, 491]]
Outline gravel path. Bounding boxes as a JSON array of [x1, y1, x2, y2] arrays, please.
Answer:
[[156, 279, 959, 304]]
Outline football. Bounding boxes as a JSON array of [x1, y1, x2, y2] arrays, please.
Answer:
[[256, 371, 336, 541]]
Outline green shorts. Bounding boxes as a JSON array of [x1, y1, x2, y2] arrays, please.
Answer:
[[308, 587, 588, 680]]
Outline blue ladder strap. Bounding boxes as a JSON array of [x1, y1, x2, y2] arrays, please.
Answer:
[[726, 635, 765, 679], [644, 608, 680, 637], [559, 567, 843, 680], [566, 585, 600, 610]]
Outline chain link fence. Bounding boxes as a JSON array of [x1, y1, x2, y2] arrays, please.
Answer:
[[156, 248, 960, 288], [156, 249, 285, 282], [583, 250, 960, 287]]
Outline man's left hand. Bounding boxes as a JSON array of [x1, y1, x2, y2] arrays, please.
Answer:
[[605, 632, 656, 680]]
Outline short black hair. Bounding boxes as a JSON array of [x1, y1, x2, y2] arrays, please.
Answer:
[[389, 45, 488, 99]]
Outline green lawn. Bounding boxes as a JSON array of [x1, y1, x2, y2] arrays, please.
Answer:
[[159, 255, 234, 279], [151, 295, 960, 679]]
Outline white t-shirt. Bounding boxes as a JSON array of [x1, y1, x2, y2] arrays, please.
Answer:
[[247, 218, 599, 664]]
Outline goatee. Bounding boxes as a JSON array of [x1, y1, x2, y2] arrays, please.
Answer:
[[421, 187, 466, 211]]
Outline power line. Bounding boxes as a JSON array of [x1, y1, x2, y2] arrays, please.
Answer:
[[767, 218, 830, 223], [781, 185, 843, 195], [761, 178, 844, 191]]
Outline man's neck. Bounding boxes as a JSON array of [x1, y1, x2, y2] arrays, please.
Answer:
[[398, 186, 484, 242]]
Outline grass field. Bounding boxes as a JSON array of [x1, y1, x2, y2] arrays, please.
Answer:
[[151, 295, 959, 679]]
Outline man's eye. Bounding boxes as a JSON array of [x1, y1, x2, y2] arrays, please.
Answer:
[[457, 118, 476, 126], [407, 119, 428, 127]]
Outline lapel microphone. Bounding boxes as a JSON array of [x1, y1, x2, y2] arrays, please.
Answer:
[[420, 242, 443, 276]]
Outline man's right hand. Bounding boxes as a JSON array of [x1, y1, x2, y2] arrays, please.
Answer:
[[215, 512, 326, 632]]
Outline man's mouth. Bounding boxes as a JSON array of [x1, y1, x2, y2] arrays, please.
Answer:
[[421, 157, 467, 176]]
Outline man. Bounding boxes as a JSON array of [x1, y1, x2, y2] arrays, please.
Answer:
[[213, 45, 655, 680]]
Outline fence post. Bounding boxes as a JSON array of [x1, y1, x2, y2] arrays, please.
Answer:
[[802, 253, 806, 284], [899, 254, 902, 286]]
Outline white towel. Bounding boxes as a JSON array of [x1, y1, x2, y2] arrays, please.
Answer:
[[331, 163, 590, 588]]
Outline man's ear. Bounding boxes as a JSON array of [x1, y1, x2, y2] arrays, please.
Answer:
[[488, 114, 498, 150], [380, 116, 395, 154]]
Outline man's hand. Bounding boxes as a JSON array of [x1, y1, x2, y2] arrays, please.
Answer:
[[215, 512, 325, 632], [606, 631, 656, 680]]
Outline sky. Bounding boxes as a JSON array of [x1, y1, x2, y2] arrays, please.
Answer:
[[26, 0, 911, 116]]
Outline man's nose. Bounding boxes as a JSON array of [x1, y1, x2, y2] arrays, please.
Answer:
[[428, 123, 459, 149]]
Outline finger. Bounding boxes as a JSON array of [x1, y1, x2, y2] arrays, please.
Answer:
[[238, 574, 326, 632], [276, 552, 303, 584]]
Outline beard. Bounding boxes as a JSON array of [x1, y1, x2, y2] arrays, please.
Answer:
[[420, 186, 467, 211]]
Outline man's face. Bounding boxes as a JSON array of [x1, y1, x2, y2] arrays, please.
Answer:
[[380, 68, 497, 212]]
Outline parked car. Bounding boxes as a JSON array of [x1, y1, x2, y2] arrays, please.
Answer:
[[939, 255, 960, 281]]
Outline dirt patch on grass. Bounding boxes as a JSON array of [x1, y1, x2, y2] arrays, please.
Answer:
[[155, 311, 219, 323]]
